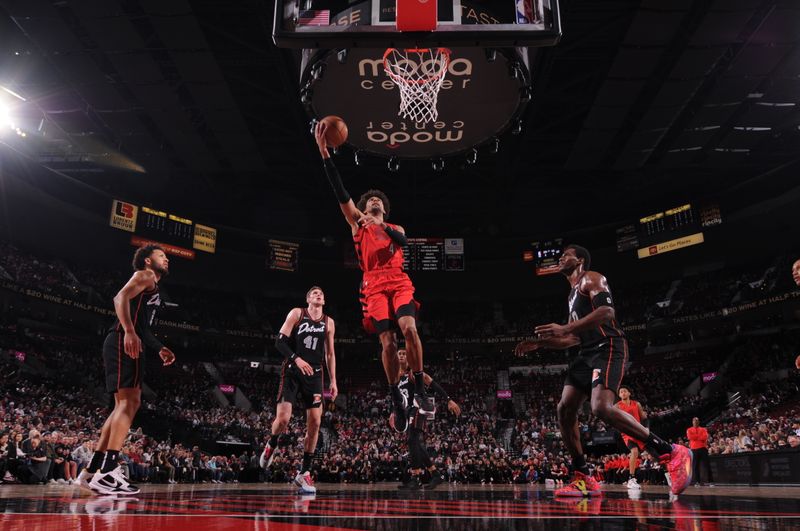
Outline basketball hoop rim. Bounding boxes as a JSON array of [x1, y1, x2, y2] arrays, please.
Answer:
[[383, 47, 451, 85]]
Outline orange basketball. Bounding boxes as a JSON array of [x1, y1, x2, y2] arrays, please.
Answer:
[[320, 115, 348, 148]]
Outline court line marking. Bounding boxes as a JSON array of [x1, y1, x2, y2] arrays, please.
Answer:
[[3, 513, 800, 519]]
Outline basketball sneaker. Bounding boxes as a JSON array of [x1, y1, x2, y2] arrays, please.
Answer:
[[398, 475, 422, 491], [76, 469, 95, 493], [423, 471, 445, 491], [391, 393, 409, 433], [89, 467, 140, 496], [414, 393, 436, 418], [259, 444, 276, 469], [294, 471, 316, 494], [626, 477, 641, 490], [659, 444, 693, 496], [554, 471, 602, 497]]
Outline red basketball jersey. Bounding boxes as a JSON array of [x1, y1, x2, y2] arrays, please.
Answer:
[[353, 223, 405, 273], [615, 399, 641, 422]]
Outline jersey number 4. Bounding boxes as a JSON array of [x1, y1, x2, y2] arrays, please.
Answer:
[[303, 336, 319, 350]]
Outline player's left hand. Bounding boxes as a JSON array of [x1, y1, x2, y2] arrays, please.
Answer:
[[388, 412, 396, 431], [357, 213, 381, 228], [159, 347, 176, 366], [535, 323, 568, 338], [447, 400, 461, 417], [795, 354, 800, 370], [329, 381, 339, 402]]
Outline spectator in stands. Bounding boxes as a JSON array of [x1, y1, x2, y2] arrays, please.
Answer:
[[687, 417, 712, 486]]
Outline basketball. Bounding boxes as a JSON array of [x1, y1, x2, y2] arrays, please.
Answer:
[[320, 115, 348, 148]]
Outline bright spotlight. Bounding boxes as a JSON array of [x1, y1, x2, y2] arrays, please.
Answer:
[[0, 103, 13, 130]]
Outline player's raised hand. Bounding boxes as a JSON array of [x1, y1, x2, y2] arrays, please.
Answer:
[[123, 331, 142, 359], [294, 356, 314, 376], [314, 121, 330, 159], [514, 340, 539, 357]]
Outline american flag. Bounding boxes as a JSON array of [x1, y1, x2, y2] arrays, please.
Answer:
[[297, 9, 330, 26]]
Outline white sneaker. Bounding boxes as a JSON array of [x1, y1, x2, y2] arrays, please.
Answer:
[[76, 470, 94, 493], [259, 444, 277, 469], [49, 479, 58, 485], [294, 471, 316, 494], [57, 478, 67, 485], [626, 478, 641, 490], [89, 467, 140, 496]]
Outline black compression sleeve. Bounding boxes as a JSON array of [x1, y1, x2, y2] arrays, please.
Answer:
[[428, 380, 449, 401], [383, 225, 407, 247], [323, 159, 351, 204], [275, 334, 297, 361]]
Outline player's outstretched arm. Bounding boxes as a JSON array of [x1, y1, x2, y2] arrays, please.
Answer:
[[315, 122, 362, 232], [514, 335, 580, 356]]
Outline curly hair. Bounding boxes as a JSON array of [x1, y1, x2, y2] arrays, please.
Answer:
[[132, 244, 164, 271], [357, 189, 391, 219]]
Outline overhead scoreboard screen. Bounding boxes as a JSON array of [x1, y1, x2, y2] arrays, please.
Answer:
[[108, 199, 217, 257], [614, 203, 722, 259], [402, 238, 464, 271], [524, 239, 563, 275]]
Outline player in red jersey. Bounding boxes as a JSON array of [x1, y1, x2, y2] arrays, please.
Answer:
[[615, 386, 647, 490], [315, 121, 434, 428]]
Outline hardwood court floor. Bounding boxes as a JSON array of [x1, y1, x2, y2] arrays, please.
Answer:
[[1, 482, 799, 530]]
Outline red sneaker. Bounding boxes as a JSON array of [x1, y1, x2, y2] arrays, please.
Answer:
[[660, 444, 693, 495], [554, 471, 602, 497]]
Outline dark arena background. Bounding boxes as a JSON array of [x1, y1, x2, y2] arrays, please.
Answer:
[[1, 0, 799, 529]]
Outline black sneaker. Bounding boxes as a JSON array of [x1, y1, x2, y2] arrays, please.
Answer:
[[415, 393, 435, 418], [392, 393, 409, 433], [398, 476, 422, 491], [423, 472, 445, 490]]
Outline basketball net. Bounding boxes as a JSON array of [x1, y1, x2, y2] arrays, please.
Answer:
[[383, 48, 450, 124]]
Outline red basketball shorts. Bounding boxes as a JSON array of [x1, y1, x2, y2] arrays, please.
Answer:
[[359, 268, 419, 334]]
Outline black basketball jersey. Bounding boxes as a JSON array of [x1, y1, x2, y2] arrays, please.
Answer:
[[111, 283, 161, 338], [398, 370, 414, 405], [292, 308, 328, 369], [567, 275, 624, 350]]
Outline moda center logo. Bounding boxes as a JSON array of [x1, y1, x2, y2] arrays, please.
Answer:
[[356, 54, 473, 147]]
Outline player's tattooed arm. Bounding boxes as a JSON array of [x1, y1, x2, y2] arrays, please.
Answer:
[[114, 269, 157, 359]]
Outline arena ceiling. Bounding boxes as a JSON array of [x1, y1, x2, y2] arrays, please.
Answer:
[[0, 0, 799, 241]]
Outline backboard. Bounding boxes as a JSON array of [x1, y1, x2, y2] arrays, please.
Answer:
[[273, 0, 561, 49]]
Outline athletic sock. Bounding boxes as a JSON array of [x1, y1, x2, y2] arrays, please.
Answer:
[[268, 434, 279, 448], [572, 454, 589, 476], [646, 432, 673, 456], [413, 371, 425, 397], [88, 451, 105, 473], [101, 450, 119, 474], [302, 452, 314, 474]]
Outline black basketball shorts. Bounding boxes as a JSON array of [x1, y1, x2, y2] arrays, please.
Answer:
[[564, 337, 628, 396], [276, 362, 324, 410], [102, 331, 144, 393]]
